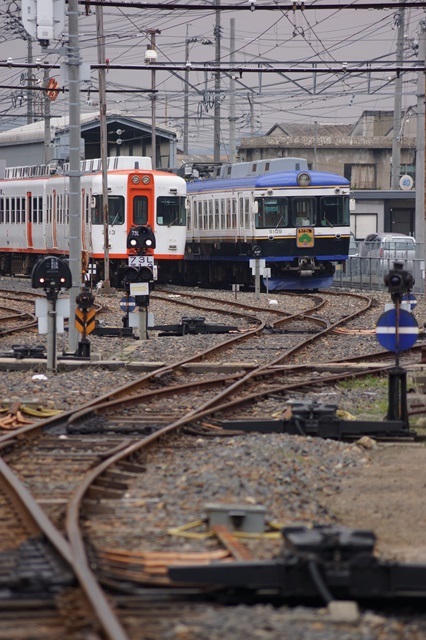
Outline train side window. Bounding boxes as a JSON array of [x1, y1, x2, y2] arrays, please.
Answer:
[[203, 201, 208, 230], [220, 199, 225, 229], [245, 198, 250, 228], [5, 197, 10, 224], [239, 197, 244, 227], [208, 200, 214, 230], [16, 197, 21, 224], [32, 197, 37, 223], [11, 198, 15, 224], [214, 200, 220, 229], [232, 198, 237, 229], [197, 201, 202, 229], [0, 197, 4, 224], [133, 195, 148, 224], [226, 199, 231, 228]]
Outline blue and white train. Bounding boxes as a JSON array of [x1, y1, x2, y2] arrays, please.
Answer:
[[184, 157, 351, 290]]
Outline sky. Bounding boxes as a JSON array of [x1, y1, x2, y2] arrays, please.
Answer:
[[0, 0, 425, 158]]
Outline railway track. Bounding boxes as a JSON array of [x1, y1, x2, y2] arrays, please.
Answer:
[[0, 285, 424, 637]]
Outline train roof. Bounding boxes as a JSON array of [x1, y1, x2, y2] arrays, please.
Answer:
[[186, 170, 350, 193]]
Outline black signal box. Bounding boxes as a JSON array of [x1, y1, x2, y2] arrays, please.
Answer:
[[127, 225, 156, 251], [31, 256, 72, 291]]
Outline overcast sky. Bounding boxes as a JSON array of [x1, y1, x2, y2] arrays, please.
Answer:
[[0, 0, 425, 157]]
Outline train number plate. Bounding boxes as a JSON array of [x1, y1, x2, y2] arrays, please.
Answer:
[[128, 255, 154, 267]]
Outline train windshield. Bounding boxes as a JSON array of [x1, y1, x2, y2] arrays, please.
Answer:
[[255, 197, 288, 228], [91, 195, 125, 225], [133, 195, 148, 224], [156, 196, 186, 226], [292, 198, 316, 226], [319, 196, 350, 226]]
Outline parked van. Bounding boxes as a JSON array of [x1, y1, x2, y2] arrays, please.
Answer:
[[360, 233, 416, 272]]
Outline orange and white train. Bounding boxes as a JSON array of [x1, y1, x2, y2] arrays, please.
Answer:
[[0, 156, 187, 286]]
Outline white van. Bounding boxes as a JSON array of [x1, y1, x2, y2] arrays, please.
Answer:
[[360, 232, 415, 271]]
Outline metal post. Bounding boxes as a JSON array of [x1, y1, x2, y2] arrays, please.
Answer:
[[46, 297, 57, 373], [147, 30, 160, 169], [96, 4, 110, 288], [255, 259, 260, 300], [43, 66, 52, 164], [229, 18, 237, 163], [67, 0, 82, 353], [184, 26, 189, 155], [213, 0, 221, 163], [138, 307, 148, 340], [27, 37, 33, 124], [391, 2, 405, 190]]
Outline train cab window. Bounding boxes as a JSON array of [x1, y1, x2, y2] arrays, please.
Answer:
[[133, 195, 148, 225], [108, 196, 124, 225], [293, 198, 316, 226], [255, 197, 288, 229], [156, 196, 186, 226], [91, 195, 124, 225], [320, 196, 349, 227]]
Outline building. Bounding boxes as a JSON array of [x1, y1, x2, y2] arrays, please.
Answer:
[[237, 110, 418, 238], [0, 111, 179, 170]]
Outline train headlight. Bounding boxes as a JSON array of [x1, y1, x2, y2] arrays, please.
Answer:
[[131, 175, 140, 184], [297, 172, 311, 187], [142, 175, 151, 185]]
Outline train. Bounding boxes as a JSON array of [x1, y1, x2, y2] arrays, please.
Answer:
[[0, 156, 187, 287], [183, 157, 352, 290]]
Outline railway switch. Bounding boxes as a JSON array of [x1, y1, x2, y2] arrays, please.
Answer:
[[126, 225, 156, 251]]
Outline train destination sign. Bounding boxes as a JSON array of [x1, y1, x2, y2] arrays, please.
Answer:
[[296, 227, 314, 248]]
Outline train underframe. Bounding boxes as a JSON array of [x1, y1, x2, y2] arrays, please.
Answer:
[[184, 240, 340, 290]]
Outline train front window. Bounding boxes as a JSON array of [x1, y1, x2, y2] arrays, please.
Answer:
[[91, 195, 124, 225], [255, 197, 288, 229], [292, 198, 316, 226], [133, 196, 148, 224], [156, 196, 186, 226], [320, 196, 350, 226]]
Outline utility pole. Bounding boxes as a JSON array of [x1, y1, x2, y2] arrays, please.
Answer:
[[27, 37, 33, 124], [43, 66, 52, 164], [96, 4, 110, 289], [229, 18, 237, 163], [184, 25, 190, 155], [415, 21, 426, 248], [213, 0, 221, 162], [391, 2, 405, 190], [147, 29, 160, 169], [67, 0, 82, 352]]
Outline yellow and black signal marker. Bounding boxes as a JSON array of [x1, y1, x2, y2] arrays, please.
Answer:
[[75, 306, 96, 336]]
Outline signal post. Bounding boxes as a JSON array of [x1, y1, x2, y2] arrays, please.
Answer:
[[122, 225, 156, 340]]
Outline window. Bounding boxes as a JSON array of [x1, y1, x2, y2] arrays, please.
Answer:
[[292, 198, 316, 226], [156, 196, 186, 226], [344, 164, 376, 189], [0, 197, 3, 224], [133, 195, 148, 224], [214, 199, 220, 229], [255, 197, 288, 229], [208, 200, 214, 230], [320, 196, 350, 227], [232, 198, 237, 229], [91, 195, 125, 225]]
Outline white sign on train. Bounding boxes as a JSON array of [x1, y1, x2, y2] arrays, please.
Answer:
[[128, 256, 154, 267]]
